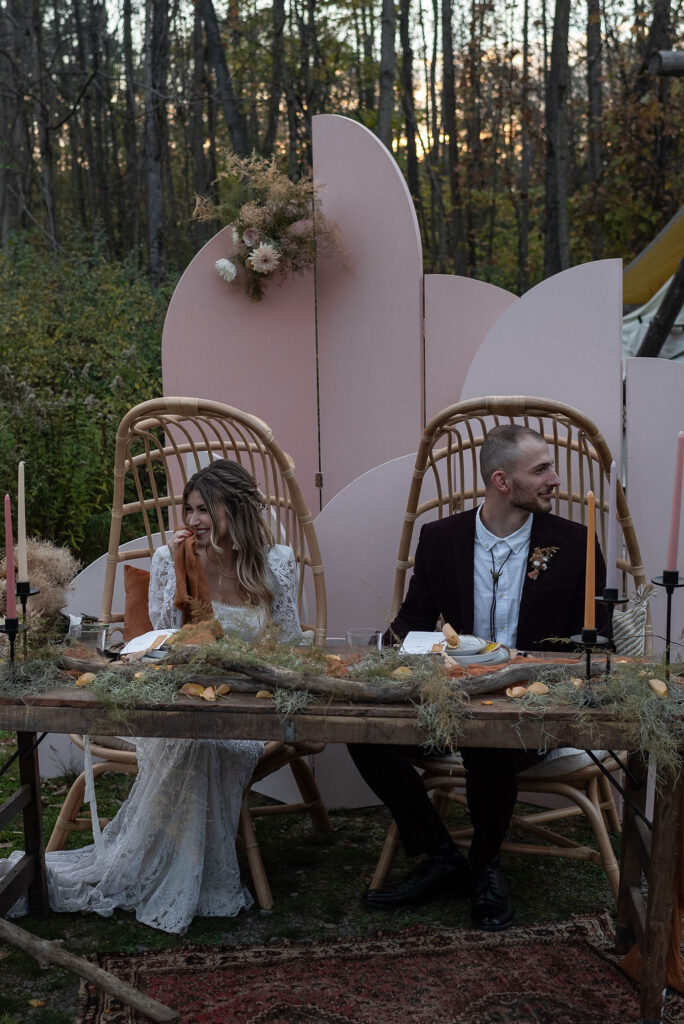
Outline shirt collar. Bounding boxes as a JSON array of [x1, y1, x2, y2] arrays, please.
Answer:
[[475, 504, 533, 553]]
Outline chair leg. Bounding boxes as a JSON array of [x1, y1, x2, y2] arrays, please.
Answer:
[[369, 819, 401, 891], [46, 762, 137, 853], [545, 782, 620, 900], [239, 792, 274, 911], [597, 771, 622, 834], [288, 756, 333, 832]]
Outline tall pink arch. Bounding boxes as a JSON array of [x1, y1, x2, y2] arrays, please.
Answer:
[[313, 115, 424, 506], [161, 228, 320, 511]]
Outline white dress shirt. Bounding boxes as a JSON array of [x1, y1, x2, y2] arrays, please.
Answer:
[[472, 505, 533, 648]]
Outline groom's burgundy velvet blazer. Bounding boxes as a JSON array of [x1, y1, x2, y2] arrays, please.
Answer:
[[388, 507, 610, 652]]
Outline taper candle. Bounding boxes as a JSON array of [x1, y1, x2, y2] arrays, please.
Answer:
[[584, 490, 596, 630], [606, 462, 617, 591], [665, 432, 684, 573], [4, 494, 16, 619], [16, 462, 28, 583]]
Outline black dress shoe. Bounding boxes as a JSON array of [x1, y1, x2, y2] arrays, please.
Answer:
[[471, 859, 515, 931], [364, 842, 471, 909]]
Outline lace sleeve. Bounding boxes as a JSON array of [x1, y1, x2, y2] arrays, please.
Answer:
[[268, 545, 304, 643], [148, 546, 183, 630]]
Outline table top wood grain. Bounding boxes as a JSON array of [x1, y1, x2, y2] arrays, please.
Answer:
[[0, 684, 634, 750]]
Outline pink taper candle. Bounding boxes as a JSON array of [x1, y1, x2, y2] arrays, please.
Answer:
[[584, 491, 596, 630], [666, 432, 684, 573], [606, 462, 617, 591], [4, 494, 16, 619]]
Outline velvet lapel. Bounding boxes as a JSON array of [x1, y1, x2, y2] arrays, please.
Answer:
[[445, 508, 477, 634], [516, 514, 556, 637]]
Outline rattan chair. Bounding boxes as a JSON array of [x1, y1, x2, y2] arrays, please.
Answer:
[[369, 395, 648, 901], [47, 396, 332, 909]]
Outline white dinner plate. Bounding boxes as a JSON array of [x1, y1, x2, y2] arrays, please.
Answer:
[[399, 631, 488, 655]]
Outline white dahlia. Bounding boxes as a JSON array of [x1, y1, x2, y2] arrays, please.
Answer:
[[215, 258, 237, 283]]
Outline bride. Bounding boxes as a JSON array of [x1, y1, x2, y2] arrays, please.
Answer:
[[2, 460, 303, 933]]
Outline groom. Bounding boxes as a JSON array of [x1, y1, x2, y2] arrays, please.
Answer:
[[349, 423, 610, 931]]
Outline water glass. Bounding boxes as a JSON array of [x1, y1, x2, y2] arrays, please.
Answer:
[[68, 622, 108, 656], [345, 628, 382, 659]]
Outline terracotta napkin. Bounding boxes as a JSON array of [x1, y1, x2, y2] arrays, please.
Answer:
[[173, 535, 212, 625]]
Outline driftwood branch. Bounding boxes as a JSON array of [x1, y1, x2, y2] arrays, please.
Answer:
[[151, 647, 608, 702], [0, 917, 179, 1023], [61, 648, 608, 703]]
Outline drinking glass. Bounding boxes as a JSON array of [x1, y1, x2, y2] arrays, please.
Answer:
[[345, 628, 382, 659], [67, 622, 108, 656]]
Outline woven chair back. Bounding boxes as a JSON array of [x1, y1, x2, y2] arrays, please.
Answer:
[[391, 395, 646, 628], [100, 396, 326, 644]]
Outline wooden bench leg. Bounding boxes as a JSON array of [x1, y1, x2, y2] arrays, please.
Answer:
[[640, 766, 682, 1021], [17, 732, 49, 916]]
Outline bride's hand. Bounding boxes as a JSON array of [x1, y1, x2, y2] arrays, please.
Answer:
[[168, 528, 193, 557]]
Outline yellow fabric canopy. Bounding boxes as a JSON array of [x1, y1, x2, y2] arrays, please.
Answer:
[[623, 205, 684, 305]]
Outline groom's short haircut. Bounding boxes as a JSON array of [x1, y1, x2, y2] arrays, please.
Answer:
[[480, 424, 546, 483]]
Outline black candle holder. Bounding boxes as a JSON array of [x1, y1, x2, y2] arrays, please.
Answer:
[[0, 617, 20, 662], [15, 580, 39, 620], [570, 630, 611, 683], [651, 569, 684, 676], [595, 589, 628, 672]]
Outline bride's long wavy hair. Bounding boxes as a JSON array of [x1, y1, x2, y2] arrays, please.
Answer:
[[182, 459, 275, 608]]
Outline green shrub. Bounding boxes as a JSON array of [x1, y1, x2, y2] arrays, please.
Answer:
[[0, 234, 176, 564]]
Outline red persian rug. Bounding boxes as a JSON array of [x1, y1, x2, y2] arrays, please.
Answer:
[[78, 912, 684, 1024]]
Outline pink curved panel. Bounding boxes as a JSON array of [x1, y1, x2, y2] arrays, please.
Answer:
[[313, 114, 424, 506], [424, 274, 517, 420], [161, 227, 319, 510], [626, 357, 684, 656], [460, 260, 623, 462], [313, 454, 438, 637]]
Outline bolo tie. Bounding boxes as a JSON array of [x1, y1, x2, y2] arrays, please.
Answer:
[[489, 547, 513, 643]]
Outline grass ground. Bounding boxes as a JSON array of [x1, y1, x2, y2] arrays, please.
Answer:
[[0, 732, 619, 1024]]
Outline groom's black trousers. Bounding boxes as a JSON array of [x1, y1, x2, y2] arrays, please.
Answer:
[[348, 743, 545, 867]]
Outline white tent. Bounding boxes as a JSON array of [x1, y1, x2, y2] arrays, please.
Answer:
[[622, 273, 684, 369]]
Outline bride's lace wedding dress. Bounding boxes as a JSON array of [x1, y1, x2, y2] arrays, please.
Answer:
[[1, 544, 302, 934]]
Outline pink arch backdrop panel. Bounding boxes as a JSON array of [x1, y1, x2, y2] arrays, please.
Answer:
[[460, 260, 623, 463], [424, 275, 517, 421], [161, 227, 320, 511], [312, 114, 424, 506], [313, 454, 439, 637], [626, 357, 684, 658]]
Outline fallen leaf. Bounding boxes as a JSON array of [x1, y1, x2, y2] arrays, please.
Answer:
[[28, 1000, 45, 1008], [505, 686, 527, 699], [526, 681, 549, 695], [481, 700, 494, 705], [390, 666, 412, 679], [649, 678, 668, 698], [216, 684, 230, 696], [202, 686, 217, 701], [180, 683, 205, 697], [256, 690, 274, 699], [74, 672, 95, 687]]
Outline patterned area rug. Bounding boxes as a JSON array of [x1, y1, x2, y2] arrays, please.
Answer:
[[78, 912, 684, 1024]]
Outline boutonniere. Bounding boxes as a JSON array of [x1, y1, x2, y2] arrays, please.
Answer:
[[527, 546, 559, 580]]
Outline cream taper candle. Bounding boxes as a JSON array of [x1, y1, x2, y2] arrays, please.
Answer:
[[17, 462, 28, 583]]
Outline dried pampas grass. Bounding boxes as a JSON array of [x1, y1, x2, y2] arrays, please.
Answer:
[[1, 538, 80, 622]]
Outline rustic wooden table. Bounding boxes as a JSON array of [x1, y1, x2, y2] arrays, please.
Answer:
[[0, 685, 681, 1024]]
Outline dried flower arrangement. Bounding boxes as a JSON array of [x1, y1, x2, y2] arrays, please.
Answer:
[[0, 538, 80, 641], [193, 153, 342, 301]]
